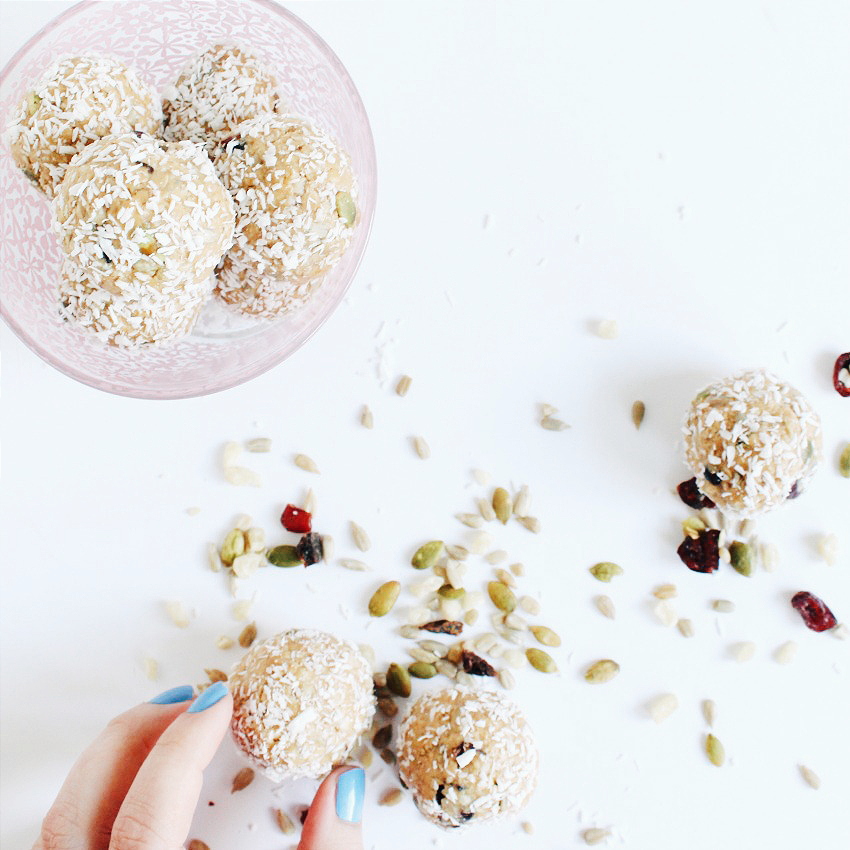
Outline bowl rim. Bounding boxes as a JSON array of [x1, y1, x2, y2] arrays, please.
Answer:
[[0, 0, 378, 400]]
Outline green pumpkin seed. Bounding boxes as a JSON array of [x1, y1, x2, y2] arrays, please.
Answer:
[[705, 733, 725, 766], [266, 544, 301, 567], [729, 541, 753, 576], [221, 529, 246, 566], [488, 580, 517, 613], [335, 190, 356, 226], [438, 584, 465, 600], [408, 661, 437, 679], [839, 444, 850, 478], [492, 487, 512, 524], [411, 540, 444, 569], [589, 562, 623, 582], [526, 648, 558, 673], [386, 662, 411, 698], [529, 625, 561, 647], [584, 659, 620, 683], [368, 581, 401, 617], [631, 400, 646, 428]]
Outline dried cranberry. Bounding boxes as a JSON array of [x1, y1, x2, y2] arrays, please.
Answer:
[[787, 480, 800, 500], [677, 477, 716, 509], [703, 468, 722, 487], [833, 352, 850, 397], [281, 504, 312, 533], [791, 591, 837, 632], [295, 532, 323, 566], [460, 650, 496, 677], [420, 619, 463, 635], [676, 528, 720, 573]]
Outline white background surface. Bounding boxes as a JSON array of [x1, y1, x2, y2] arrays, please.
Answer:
[[1, 1, 849, 848]]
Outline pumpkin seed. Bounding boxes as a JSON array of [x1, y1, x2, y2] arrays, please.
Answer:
[[408, 661, 437, 678], [335, 190, 356, 225], [528, 625, 559, 648], [492, 487, 512, 524], [488, 581, 517, 612], [379, 788, 404, 806], [799, 764, 821, 789], [232, 766, 255, 792], [411, 540, 444, 569], [839, 444, 850, 477], [589, 562, 623, 582], [274, 809, 296, 834], [369, 581, 401, 617], [386, 663, 411, 697], [395, 374, 412, 396], [438, 584, 465, 600], [221, 529, 246, 566], [526, 648, 558, 673], [584, 659, 619, 683], [705, 733, 725, 766], [631, 400, 646, 428], [729, 541, 753, 576], [267, 544, 301, 567], [294, 453, 319, 473], [238, 622, 257, 648]]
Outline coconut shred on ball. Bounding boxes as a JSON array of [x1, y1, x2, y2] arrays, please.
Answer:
[[683, 369, 822, 516], [397, 687, 538, 829], [53, 134, 235, 346], [162, 43, 283, 149], [229, 629, 375, 781], [5, 56, 161, 198], [210, 114, 358, 318]]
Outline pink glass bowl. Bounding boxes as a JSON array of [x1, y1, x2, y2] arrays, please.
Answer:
[[0, 0, 376, 399]]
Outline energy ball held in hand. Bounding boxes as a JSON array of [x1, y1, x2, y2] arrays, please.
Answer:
[[683, 369, 822, 517], [229, 629, 375, 781]]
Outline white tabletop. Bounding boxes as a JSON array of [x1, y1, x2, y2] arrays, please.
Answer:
[[1, 2, 848, 848]]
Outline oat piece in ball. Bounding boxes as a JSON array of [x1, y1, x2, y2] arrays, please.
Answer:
[[54, 134, 235, 346], [162, 44, 283, 149], [211, 114, 358, 318], [683, 369, 822, 516], [5, 56, 161, 198], [229, 629, 375, 781], [397, 687, 538, 828]]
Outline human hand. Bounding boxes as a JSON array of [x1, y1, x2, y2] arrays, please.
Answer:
[[34, 682, 366, 850]]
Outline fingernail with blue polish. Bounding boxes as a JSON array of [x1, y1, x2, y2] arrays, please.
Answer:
[[335, 767, 365, 824], [149, 684, 195, 705], [188, 681, 229, 713]]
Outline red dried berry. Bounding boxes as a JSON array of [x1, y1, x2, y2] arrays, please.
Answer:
[[791, 591, 837, 632], [677, 477, 715, 510], [833, 352, 850, 397], [281, 504, 312, 533], [676, 528, 720, 573]]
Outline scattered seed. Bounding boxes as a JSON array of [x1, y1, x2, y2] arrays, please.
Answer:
[[321, 534, 334, 562], [816, 533, 838, 566], [188, 841, 210, 850], [461, 649, 497, 676], [232, 598, 253, 621], [165, 600, 191, 629], [518, 516, 542, 533], [339, 558, 370, 572], [589, 562, 623, 582], [653, 600, 677, 627], [358, 745, 374, 768], [472, 467, 491, 485], [267, 545, 301, 567], [584, 659, 619, 683], [350, 521, 371, 552], [369, 581, 401, 617], [379, 788, 404, 806], [372, 724, 393, 749], [377, 696, 399, 718], [526, 648, 558, 673], [386, 663, 411, 698], [379, 748, 396, 765], [676, 618, 695, 638], [464, 609, 480, 626], [731, 641, 756, 662], [435, 659, 458, 679], [647, 693, 679, 723], [410, 540, 444, 570], [682, 515, 707, 539], [492, 488, 512, 524], [541, 415, 570, 431], [216, 635, 234, 650], [221, 440, 240, 468], [488, 581, 518, 612], [238, 622, 257, 648], [294, 453, 319, 473], [728, 541, 753, 576], [653, 583, 677, 599], [799, 765, 821, 789], [478, 497, 497, 522], [705, 733, 725, 767], [245, 437, 271, 453], [595, 318, 619, 339], [274, 809, 296, 834], [519, 595, 541, 615], [360, 405, 374, 429], [225, 465, 262, 487], [759, 542, 779, 572], [631, 400, 646, 428], [521, 820, 534, 835], [513, 485, 530, 517], [839, 444, 850, 477], [231, 767, 255, 792], [420, 618, 464, 635], [395, 374, 412, 397], [582, 827, 612, 845], [485, 549, 509, 565], [529, 625, 561, 647], [456, 512, 483, 529], [412, 436, 430, 458], [712, 599, 736, 613], [409, 661, 438, 679], [205, 668, 228, 684], [592, 593, 616, 619], [774, 640, 798, 664], [702, 699, 717, 728], [498, 669, 516, 690], [142, 657, 159, 681]]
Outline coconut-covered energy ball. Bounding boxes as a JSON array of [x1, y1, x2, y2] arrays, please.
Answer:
[[162, 43, 283, 149], [210, 114, 358, 318], [397, 687, 538, 829], [5, 55, 161, 198], [229, 629, 375, 781], [683, 369, 822, 516], [54, 133, 235, 346]]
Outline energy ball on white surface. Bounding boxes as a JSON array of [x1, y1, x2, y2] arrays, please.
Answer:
[[54, 133, 235, 346], [229, 629, 375, 781], [162, 43, 283, 149], [210, 114, 357, 318], [5, 55, 161, 198], [397, 687, 538, 829], [683, 369, 822, 516]]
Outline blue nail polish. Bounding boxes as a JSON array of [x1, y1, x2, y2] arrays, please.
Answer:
[[149, 684, 195, 705], [188, 681, 228, 713], [335, 767, 365, 824]]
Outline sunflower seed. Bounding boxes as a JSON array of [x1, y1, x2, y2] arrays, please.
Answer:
[[302, 488, 316, 514], [216, 635, 234, 650], [233, 513, 252, 531], [705, 733, 725, 766], [396, 374, 412, 397], [435, 659, 458, 678], [379, 788, 404, 806], [232, 767, 255, 792], [595, 595, 616, 619], [142, 657, 159, 681], [631, 400, 646, 429], [410, 574, 443, 597], [222, 440, 240, 468], [350, 521, 371, 552], [513, 485, 530, 517], [464, 609, 480, 626], [582, 827, 612, 845], [232, 552, 263, 579], [519, 595, 540, 615], [238, 622, 257, 648], [510, 562, 525, 577], [584, 659, 619, 683], [731, 641, 756, 662], [294, 453, 319, 473], [369, 581, 401, 617], [406, 605, 431, 625], [478, 497, 497, 521], [517, 516, 541, 533], [647, 693, 679, 723], [817, 533, 838, 566], [412, 436, 430, 458], [339, 558, 370, 572], [321, 534, 334, 562], [521, 821, 534, 835], [359, 404, 374, 429], [455, 670, 475, 687], [498, 669, 516, 690], [245, 437, 272, 453], [589, 562, 623, 582], [702, 699, 717, 728], [504, 648, 528, 668], [677, 618, 695, 637], [357, 745, 373, 768], [595, 318, 619, 339], [485, 549, 508, 565], [840, 444, 850, 477], [773, 640, 798, 664], [712, 599, 735, 613], [224, 465, 262, 487], [541, 415, 570, 431], [527, 648, 558, 672], [468, 531, 491, 554], [445, 561, 466, 589], [653, 600, 677, 627], [759, 542, 779, 572], [232, 598, 253, 621], [719, 545, 731, 564], [653, 583, 677, 599], [274, 809, 296, 834], [456, 512, 483, 529], [799, 764, 821, 789], [408, 646, 440, 664], [165, 600, 191, 628], [504, 613, 527, 631], [207, 542, 222, 573]]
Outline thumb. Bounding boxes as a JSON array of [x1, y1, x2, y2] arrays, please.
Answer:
[[298, 766, 365, 850]]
